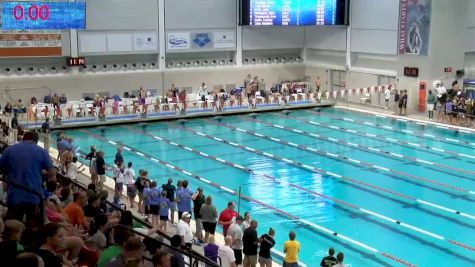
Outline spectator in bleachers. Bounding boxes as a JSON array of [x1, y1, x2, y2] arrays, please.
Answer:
[[0, 219, 26, 266], [11, 114, 18, 130], [63, 191, 89, 230], [35, 223, 68, 267], [89, 214, 109, 251], [0, 131, 56, 229], [13, 252, 45, 267], [97, 226, 134, 267], [163, 235, 185, 267], [153, 250, 172, 267], [320, 248, 337, 267]]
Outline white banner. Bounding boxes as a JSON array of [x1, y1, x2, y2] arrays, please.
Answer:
[[133, 32, 158, 51], [213, 31, 235, 48], [167, 32, 190, 50]]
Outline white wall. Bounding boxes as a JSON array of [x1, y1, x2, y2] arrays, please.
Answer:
[[0, 65, 305, 102]]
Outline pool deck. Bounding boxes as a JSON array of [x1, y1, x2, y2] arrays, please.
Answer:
[[46, 146, 289, 267], [22, 100, 333, 130]]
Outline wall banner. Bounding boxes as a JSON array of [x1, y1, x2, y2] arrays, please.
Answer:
[[0, 30, 62, 57], [191, 32, 213, 49], [399, 0, 432, 55], [213, 31, 235, 48], [167, 32, 190, 50]]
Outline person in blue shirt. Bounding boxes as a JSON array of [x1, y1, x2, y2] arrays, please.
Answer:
[[143, 180, 152, 222], [0, 131, 56, 229], [148, 181, 162, 228], [158, 190, 171, 232], [176, 180, 193, 220]]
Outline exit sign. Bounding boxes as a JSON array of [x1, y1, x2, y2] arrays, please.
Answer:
[[404, 67, 419, 77], [67, 57, 85, 67]]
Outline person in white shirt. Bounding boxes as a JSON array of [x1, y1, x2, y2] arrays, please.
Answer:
[[227, 216, 244, 265], [384, 86, 392, 110], [124, 162, 137, 208], [199, 82, 209, 101], [436, 82, 447, 103], [177, 211, 194, 249], [219, 236, 237, 267], [66, 156, 84, 180], [333, 252, 347, 267], [112, 161, 125, 206]]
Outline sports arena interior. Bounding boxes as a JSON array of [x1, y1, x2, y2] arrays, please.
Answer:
[[0, 0, 474, 266]]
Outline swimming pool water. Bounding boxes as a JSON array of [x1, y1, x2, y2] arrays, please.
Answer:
[[64, 107, 475, 266]]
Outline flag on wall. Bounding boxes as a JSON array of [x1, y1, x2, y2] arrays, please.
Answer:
[[399, 0, 432, 55]]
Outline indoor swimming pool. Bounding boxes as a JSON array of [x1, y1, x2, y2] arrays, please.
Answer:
[[64, 107, 475, 267]]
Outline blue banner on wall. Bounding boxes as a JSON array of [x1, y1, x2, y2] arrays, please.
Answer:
[[399, 0, 432, 55]]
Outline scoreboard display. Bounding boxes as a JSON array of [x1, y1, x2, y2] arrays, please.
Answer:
[[1, 1, 86, 30], [241, 0, 349, 26]]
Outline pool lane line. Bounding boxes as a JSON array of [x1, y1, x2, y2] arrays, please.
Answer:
[[334, 106, 475, 136], [125, 126, 475, 250], [309, 110, 475, 148], [78, 129, 414, 267], [244, 116, 475, 178], [281, 113, 475, 163], [203, 119, 475, 196], [309, 110, 475, 152], [171, 123, 475, 224]]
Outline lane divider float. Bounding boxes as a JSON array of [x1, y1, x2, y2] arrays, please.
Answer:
[[308, 110, 475, 149], [78, 129, 415, 267], [205, 119, 475, 197], [171, 123, 475, 223], [125, 126, 475, 252], [282, 113, 475, 162], [244, 116, 475, 179]]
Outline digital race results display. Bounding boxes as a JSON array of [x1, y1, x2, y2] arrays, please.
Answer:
[[1, 1, 86, 30], [241, 0, 349, 26]]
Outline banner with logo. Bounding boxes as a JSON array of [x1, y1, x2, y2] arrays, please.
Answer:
[[0, 30, 62, 57], [192, 32, 213, 49], [133, 32, 158, 51], [398, 0, 431, 55], [167, 32, 190, 50], [213, 31, 235, 49]]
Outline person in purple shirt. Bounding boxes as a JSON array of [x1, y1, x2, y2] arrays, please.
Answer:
[[158, 191, 171, 232], [143, 180, 152, 222], [176, 180, 193, 220], [148, 181, 162, 228], [0, 132, 56, 229]]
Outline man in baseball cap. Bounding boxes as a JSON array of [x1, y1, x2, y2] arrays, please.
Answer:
[[177, 211, 193, 249]]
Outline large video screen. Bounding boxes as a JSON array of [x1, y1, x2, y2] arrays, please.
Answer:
[[241, 0, 349, 26]]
